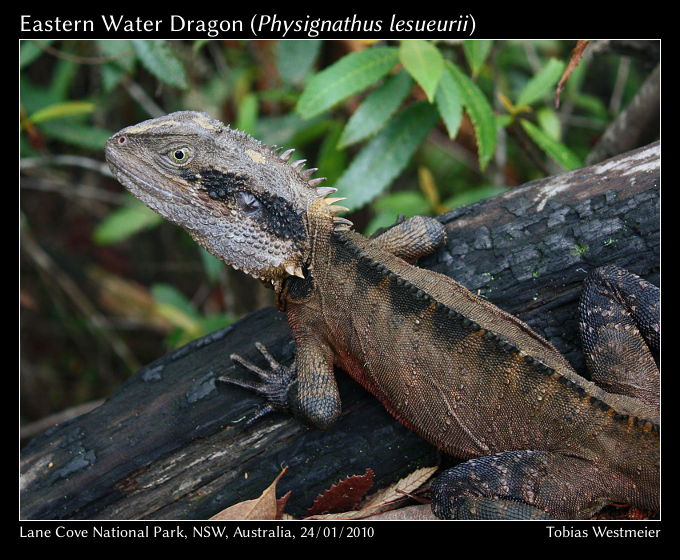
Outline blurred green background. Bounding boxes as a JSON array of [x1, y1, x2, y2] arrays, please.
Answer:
[[19, 39, 659, 438]]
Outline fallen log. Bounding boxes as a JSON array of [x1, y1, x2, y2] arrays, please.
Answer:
[[20, 142, 660, 520]]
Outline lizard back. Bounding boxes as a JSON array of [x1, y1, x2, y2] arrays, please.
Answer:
[[288, 230, 658, 472]]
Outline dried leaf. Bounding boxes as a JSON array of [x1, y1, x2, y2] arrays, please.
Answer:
[[306, 465, 438, 520], [362, 465, 437, 510], [307, 468, 375, 516], [276, 491, 292, 519], [89, 266, 171, 332], [555, 40, 590, 108], [364, 504, 437, 520], [209, 467, 288, 520]]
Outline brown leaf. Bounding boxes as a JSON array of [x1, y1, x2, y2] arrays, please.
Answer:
[[307, 468, 375, 516], [276, 491, 292, 519], [209, 467, 288, 520], [363, 504, 438, 520], [555, 40, 591, 108], [306, 465, 438, 520]]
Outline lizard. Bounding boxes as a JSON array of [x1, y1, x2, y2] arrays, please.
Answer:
[[105, 110, 659, 520]]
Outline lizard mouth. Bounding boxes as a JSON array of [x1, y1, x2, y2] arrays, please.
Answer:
[[105, 142, 191, 205]]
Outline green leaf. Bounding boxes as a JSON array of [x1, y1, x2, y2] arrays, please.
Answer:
[[338, 71, 413, 148], [198, 248, 224, 284], [446, 62, 497, 170], [257, 112, 326, 147], [399, 40, 444, 102], [463, 40, 492, 76], [572, 92, 609, 121], [373, 190, 432, 215], [336, 102, 439, 211], [132, 40, 188, 90], [365, 191, 431, 236], [520, 119, 582, 170], [536, 107, 562, 140], [435, 67, 463, 139], [296, 47, 398, 119], [235, 92, 259, 135], [516, 58, 565, 107], [93, 199, 163, 245], [101, 64, 126, 92], [152, 283, 199, 320], [49, 57, 78, 100], [28, 101, 95, 124], [151, 284, 201, 338], [98, 41, 135, 91], [316, 121, 348, 184], [276, 40, 322, 86], [496, 114, 513, 130]]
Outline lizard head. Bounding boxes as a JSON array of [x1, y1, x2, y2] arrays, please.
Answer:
[[105, 111, 351, 287]]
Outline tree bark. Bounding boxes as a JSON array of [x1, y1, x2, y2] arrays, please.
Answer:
[[20, 142, 660, 520]]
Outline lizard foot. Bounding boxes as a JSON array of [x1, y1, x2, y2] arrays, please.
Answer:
[[217, 342, 297, 425]]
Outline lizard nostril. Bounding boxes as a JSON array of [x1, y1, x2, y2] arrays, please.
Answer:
[[118, 136, 127, 145]]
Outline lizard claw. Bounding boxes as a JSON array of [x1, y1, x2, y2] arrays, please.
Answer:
[[243, 403, 276, 426], [218, 342, 297, 420]]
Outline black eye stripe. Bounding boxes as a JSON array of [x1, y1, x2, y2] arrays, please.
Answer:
[[181, 168, 306, 243]]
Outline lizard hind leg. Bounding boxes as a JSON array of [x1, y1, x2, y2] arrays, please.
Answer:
[[579, 265, 659, 407], [369, 216, 447, 263], [430, 450, 614, 520]]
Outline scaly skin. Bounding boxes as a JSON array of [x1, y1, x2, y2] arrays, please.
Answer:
[[106, 111, 659, 519]]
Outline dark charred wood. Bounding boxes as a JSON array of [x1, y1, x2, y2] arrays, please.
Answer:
[[20, 142, 660, 520]]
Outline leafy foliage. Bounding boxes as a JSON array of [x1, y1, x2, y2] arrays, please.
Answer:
[[336, 101, 439, 210], [296, 47, 399, 118]]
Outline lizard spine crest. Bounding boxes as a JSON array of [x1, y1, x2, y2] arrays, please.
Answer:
[[269, 144, 354, 232]]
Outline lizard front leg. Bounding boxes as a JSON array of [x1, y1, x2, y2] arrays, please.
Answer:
[[220, 336, 340, 430]]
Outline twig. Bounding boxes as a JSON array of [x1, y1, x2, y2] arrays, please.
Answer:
[[21, 154, 113, 177], [21, 226, 140, 373], [609, 57, 631, 115], [507, 122, 553, 176], [37, 41, 133, 65], [555, 40, 591, 109], [122, 77, 165, 118], [586, 64, 660, 165], [21, 176, 126, 205]]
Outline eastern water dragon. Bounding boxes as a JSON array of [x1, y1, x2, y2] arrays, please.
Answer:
[[105, 111, 659, 520]]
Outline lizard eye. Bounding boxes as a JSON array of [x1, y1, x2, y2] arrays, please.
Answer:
[[168, 147, 192, 165], [235, 191, 261, 214]]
